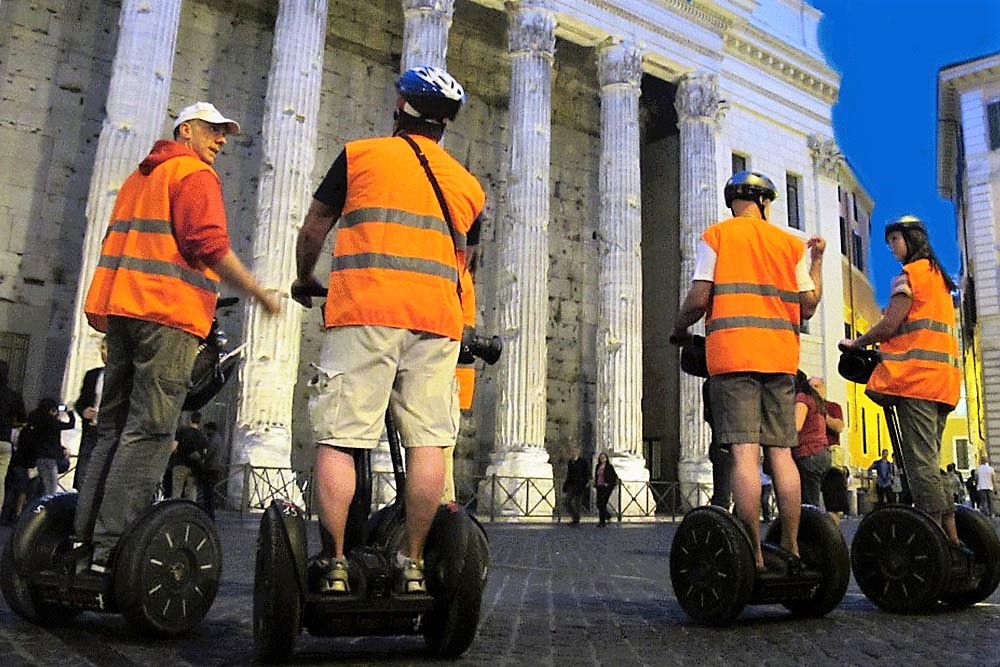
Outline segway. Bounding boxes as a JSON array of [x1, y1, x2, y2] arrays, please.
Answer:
[[253, 284, 499, 662], [839, 345, 1000, 613], [668, 336, 850, 625], [0, 298, 241, 636]]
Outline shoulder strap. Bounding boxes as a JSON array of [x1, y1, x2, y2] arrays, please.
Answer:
[[398, 133, 462, 295]]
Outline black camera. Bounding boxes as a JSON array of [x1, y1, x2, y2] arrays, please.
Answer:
[[837, 345, 881, 384], [679, 334, 709, 378], [460, 327, 502, 365]]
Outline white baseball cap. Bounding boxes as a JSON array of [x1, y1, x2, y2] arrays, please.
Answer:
[[173, 102, 241, 135]]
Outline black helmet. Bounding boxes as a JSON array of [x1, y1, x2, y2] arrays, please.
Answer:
[[396, 66, 465, 123], [724, 171, 778, 208], [884, 215, 927, 242]]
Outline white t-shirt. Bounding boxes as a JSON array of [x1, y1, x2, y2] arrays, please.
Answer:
[[976, 464, 995, 491], [692, 239, 815, 292]]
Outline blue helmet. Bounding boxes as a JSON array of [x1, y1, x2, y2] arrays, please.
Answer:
[[396, 66, 465, 123]]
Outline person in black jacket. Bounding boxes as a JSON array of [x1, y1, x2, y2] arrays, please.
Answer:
[[594, 451, 618, 527], [0, 360, 26, 523], [1, 415, 40, 525], [73, 338, 106, 491], [563, 447, 590, 525], [28, 398, 75, 496]]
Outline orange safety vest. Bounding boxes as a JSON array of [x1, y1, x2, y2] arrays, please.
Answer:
[[456, 265, 476, 410], [866, 259, 961, 407], [702, 217, 804, 376], [326, 134, 485, 341], [85, 156, 220, 338]]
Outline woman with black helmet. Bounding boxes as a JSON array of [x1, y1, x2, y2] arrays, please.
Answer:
[[840, 215, 962, 546]]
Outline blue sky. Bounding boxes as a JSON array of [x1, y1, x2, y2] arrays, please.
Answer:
[[809, 0, 1000, 304]]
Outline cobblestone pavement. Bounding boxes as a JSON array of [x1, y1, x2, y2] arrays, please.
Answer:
[[2, 512, 999, 667]]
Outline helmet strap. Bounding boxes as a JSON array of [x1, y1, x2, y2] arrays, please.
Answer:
[[756, 197, 768, 220]]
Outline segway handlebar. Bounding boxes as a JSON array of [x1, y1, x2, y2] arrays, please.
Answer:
[[290, 282, 503, 365]]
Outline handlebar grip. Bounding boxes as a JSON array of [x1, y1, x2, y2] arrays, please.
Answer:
[[290, 283, 329, 299]]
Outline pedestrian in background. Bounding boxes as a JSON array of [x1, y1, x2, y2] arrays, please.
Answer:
[[29, 398, 75, 496], [975, 456, 995, 517], [563, 447, 590, 525], [73, 337, 106, 491], [172, 411, 209, 504], [593, 451, 618, 527], [0, 360, 26, 518], [792, 371, 830, 508], [868, 449, 894, 507]]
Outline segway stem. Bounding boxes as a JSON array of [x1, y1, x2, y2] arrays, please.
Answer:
[[385, 410, 406, 503]]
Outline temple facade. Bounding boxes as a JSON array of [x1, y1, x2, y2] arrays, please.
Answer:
[[0, 0, 852, 512]]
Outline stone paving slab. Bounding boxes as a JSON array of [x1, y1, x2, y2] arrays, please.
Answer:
[[1, 513, 999, 666]]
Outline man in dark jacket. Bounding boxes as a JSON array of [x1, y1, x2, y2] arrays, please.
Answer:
[[563, 447, 590, 525], [0, 360, 26, 522], [73, 338, 106, 491]]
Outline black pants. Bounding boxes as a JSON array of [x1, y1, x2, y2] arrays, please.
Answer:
[[596, 485, 614, 524]]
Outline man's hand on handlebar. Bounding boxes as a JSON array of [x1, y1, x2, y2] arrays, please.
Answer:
[[291, 276, 326, 309]]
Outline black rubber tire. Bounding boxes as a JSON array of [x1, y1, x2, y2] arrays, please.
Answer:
[[669, 505, 756, 626], [253, 502, 303, 662], [940, 505, 1000, 608], [0, 493, 82, 625], [422, 508, 490, 658], [851, 506, 949, 613], [764, 506, 849, 617], [113, 500, 221, 637]]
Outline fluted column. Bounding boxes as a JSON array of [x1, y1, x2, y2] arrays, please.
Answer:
[[674, 72, 727, 505], [61, 0, 183, 423], [231, 0, 327, 505], [479, 0, 555, 515], [400, 0, 453, 70]]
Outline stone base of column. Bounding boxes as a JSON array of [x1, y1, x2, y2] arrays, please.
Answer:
[[229, 425, 301, 511], [476, 449, 554, 519], [678, 457, 713, 512], [608, 454, 653, 518]]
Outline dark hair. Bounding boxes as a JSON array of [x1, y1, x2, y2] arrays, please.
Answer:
[[897, 226, 957, 292], [28, 397, 60, 426], [795, 371, 826, 417], [394, 112, 445, 141]]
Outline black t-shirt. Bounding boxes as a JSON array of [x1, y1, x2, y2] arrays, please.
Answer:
[[313, 146, 481, 246], [175, 426, 209, 467]]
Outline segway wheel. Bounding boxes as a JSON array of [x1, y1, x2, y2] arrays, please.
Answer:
[[940, 505, 1000, 608], [113, 500, 222, 637], [851, 506, 949, 613], [422, 505, 490, 658], [0, 493, 82, 625], [253, 502, 304, 663], [764, 506, 849, 617], [669, 505, 756, 626]]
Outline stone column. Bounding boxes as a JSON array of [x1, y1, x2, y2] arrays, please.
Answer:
[[230, 0, 327, 508], [61, 1, 183, 436], [479, 0, 555, 516], [595, 39, 651, 515], [400, 0, 454, 70], [674, 72, 727, 507]]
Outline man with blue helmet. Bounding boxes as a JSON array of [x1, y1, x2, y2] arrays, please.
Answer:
[[293, 66, 485, 595]]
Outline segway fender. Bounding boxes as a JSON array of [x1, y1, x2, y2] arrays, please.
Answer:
[[266, 499, 309, 596], [424, 504, 478, 599], [11, 493, 77, 576]]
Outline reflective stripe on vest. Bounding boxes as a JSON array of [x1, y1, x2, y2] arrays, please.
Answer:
[[84, 154, 220, 338], [702, 217, 804, 375], [866, 259, 961, 406], [326, 135, 485, 340]]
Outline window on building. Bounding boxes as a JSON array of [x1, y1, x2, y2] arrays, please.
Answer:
[[845, 323, 854, 340], [0, 332, 29, 392], [852, 231, 865, 272], [988, 100, 1000, 150], [955, 437, 969, 470], [839, 216, 848, 256], [861, 408, 867, 457], [732, 153, 747, 174], [786, 173, 802, 230]]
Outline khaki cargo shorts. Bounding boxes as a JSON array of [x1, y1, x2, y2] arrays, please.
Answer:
[[309, 325, 459, 449]]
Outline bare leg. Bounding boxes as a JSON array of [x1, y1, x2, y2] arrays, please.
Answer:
[[314, 446, 356, 559], [730, 443, 764, 568], [941, 511, 960, 545], [767, 447, 801, 557], [403, 446, 446, 561]]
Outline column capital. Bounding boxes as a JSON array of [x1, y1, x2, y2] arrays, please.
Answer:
[[597, 39, 644, 89], [506, 0, 556, 55], [674, 71, 728, 126], [402, 0, 454, 17], [808, 134, 843, 180]]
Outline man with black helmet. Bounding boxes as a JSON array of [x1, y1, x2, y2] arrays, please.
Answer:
[[294, 66, 485, 595], [840, 215, 963, 546], [670, 170, 826, 570]]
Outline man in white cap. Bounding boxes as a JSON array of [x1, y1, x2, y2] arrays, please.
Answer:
[[72, 102, 281, 576]]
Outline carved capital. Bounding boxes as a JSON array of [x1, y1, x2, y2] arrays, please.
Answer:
[[506, 1, 555, 55], [597, 39, 643, 88], [401, 0, 454, 17], [674, 72, 728, 126], [808, 134, 843, 180]]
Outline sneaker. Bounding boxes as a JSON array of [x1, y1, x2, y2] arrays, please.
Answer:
[[312, 557, 350, 594], [395, 553, 427, 594]]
